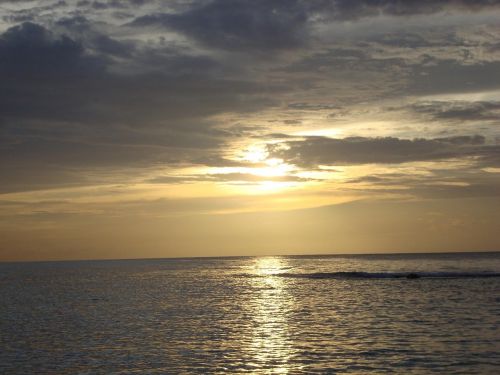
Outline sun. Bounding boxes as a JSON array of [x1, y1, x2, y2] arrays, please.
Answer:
[[240, 144, 269, 163], [242, 144, 269, 163], [240, 144, 294, 178], [196, 141, 302, 193]]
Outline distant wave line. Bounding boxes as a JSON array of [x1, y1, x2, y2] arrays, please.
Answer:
[[258, 271, 500, 280]]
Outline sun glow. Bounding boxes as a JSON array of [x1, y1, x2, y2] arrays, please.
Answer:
[[198, 143, 301, 192], [247, 257, 294, 372], [239, 143, 296, 177], [242, 144, 269, 163]]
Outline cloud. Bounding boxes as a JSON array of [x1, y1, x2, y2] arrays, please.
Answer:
[[267, 135, 491, 166], [0, 22, 104, 78], [288, 102, 343, 111], [369, 31, 464, 48], [346, 166, 500, 199], [0, 22, 280, 125], [148, 172, 312, 184], [410, 101, 500, 121], [328, 0, 500, 20], [409, 58, 500, 95], [0, 21, 286, 192], [1, 1, 499, 197], [75, 0, 149, 9], [131, 0, 315, 51], [129, 0, 500, 52]]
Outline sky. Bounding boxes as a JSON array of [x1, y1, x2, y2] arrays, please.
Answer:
[[1, 0, 499, 261]]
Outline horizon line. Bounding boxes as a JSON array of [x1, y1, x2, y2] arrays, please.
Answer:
[[1, 249, 499, 265]]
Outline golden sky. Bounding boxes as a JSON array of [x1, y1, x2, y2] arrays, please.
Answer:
[[1, 0, 500, 261]]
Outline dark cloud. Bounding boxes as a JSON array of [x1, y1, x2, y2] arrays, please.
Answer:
[[75, 0, 147, 9], [91, 33, 133, 56], [129, 0, 500, 52], [267, 135, 491, 166], [285, 48, 403, 73], [372, 33, 438, 48], [477, 146, 500, 168], [55, 15, 93, 31], [369, 31, 468, 48], [286, 48, 500, 99], [409, 58, 500, 95], [131, 0, 314, 50], [410, 101, 500, 121], [328, 0, 500, 20], [283, 119, 303, 125], [282, 47, 408, 101], [0, 21, 286, 192], [92, 1, 121, 9], [1, 13, 35, 23], [487, 41, 500, 52], [288, 102, 343, 111], [0, 22, 104, 78], [0, 22, 279, 125], [0, 1, 69, 26], [261, 133, 298, 139]]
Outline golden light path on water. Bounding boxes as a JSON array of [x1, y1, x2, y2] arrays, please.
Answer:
[[247, 257, 297, 373]]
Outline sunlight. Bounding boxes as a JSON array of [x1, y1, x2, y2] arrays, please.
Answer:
[[253, 256, 290, 276], [247, 257, 295, 373], [251, 162, 294, 178], [242, 144, 269, 163], [254, 181, 299, 192], [206, 145, 299, 193]]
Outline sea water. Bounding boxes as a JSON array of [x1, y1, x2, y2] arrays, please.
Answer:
[[1, 252, 499, 374]]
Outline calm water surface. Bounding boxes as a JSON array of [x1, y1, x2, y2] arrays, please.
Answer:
[[1, 252, 499, 374]]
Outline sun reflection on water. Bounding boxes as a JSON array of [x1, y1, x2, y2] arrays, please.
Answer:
[[248, 257, 296, 373]]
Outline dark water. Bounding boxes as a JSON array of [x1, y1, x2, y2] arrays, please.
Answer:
[[1, 252, 499, 374]]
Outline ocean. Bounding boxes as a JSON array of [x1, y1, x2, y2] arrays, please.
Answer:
[[1, 252, 499, 374]]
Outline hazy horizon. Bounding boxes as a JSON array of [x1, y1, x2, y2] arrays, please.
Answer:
[[3, 249, 500, 265]]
